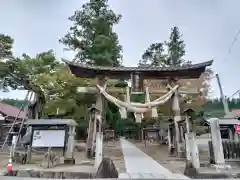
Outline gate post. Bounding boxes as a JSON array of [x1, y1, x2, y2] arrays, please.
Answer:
[[184, 108, 200, 175], [209, 118, 225, 165]]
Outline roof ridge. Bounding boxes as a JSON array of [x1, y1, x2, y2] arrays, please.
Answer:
[[63, 60, 213, 71]]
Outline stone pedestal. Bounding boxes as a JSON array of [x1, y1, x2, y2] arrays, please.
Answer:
[[228, 129, 233, 140], [168, 124, 175, 155], [86, 119, 94, 158], [185, 132, 200, 169], [94, 132, 103, 169], [64, 158, 75, 165], [210, 118, 225, 165], [95, 157, 118, 178], [135, 113, 142, 123], [234, 133, 239, 141]]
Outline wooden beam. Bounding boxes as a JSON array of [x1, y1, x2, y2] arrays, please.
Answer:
[[77, 87, 199, 95]]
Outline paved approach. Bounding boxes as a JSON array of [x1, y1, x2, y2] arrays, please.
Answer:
[[119, 138, 190, 179]]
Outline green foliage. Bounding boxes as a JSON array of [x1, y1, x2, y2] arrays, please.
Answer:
[[140, 118, 157, 128], [166, 27, 187, 66], [75, 117, 89, 139], [58, 0, 125, 124], [202, 98, 240, 118], [1, 48, 60, 92], [130, 93, 145, 103], [0, 34, 13, 60], [139, 27, 189, 67], [0, 34, 14, 89], [60, 0, 122, 66], [0, 34, 95, 120], [139, 27, 213, 87], [139, 43, 166, 67], [34, 65, 96, 118]]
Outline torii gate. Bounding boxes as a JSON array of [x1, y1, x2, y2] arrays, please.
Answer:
[[64, 60, 213, 168]]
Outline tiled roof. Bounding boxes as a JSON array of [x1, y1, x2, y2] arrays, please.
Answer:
[[64, 60, 213, 72], [0, 103, 26, 119], [204, 117, 240, 125], [25, 119, 77, 126]]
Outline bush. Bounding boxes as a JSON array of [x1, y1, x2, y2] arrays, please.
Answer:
[[75, 118, 89, 140]]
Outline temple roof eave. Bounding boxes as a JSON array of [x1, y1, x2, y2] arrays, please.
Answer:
[[64, 60, 213, 79]]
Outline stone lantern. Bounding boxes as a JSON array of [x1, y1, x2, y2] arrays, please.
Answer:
[[87, 105, 101, 158], [88, 105, 100, 121]]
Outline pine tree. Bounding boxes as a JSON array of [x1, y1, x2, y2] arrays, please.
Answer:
[[60, 0, 122, 66], [166, 26, 186, 67], [139, 26, 187, 67]]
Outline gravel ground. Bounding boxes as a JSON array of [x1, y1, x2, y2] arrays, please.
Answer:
[[0, 141, 125, 174], [103, 140, 126, 173], [0, 146, 93, 173]]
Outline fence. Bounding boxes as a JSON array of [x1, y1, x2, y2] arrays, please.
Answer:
[[208, 140, 240, 163]]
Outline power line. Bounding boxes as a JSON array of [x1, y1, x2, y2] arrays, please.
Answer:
[[228, 88, 240, 99], [223, 29, 240, 62], [218, 30, 240, 100]]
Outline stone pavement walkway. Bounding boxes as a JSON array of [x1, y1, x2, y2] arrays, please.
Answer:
[[119, 138, 190, 179]]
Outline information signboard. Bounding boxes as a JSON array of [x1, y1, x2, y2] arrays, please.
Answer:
[[32, 130, 65, 147]]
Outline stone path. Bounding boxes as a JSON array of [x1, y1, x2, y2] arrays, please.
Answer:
[[119, 138, 190, 179]]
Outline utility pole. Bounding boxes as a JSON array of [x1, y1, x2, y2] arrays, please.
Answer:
[[216, 74, 230, 115]]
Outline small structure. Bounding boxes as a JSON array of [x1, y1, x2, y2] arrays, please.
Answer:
[[142, 126, 161, 147], [0, 103, 26, 143], [0, 103, 26, 121], [104, 129, 115, 142], [23, 119, 77, 165], [202, 118, 240, 140]]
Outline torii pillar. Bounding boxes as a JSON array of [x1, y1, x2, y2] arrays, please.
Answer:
[[86, 76, 106, 158], [169, 77, 185, 157]]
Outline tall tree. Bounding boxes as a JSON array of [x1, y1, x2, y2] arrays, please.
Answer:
[[140, 26, 190, 67], [0, 34, 13, 60], [0, 34, 14, 89], [60, 0, 122, 66], [34, 64, 95, 118], [139, 27, 213, 108], [139, 43, 167, 67], [1, 49, 60, 92], [165, 26, 187, 67]]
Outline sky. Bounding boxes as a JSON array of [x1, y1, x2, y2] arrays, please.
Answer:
[[0, 0, 240, 100]]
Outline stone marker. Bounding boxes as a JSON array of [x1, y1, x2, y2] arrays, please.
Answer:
[[95, 157, 118, 178]]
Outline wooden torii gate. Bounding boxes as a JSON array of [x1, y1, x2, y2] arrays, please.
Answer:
[[65, 60, 213, 161]]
